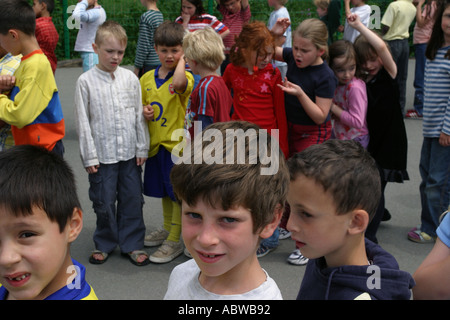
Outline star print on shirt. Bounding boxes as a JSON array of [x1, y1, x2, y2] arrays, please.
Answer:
[[263, 72, 272, 80], [260, 83, 269, 93]]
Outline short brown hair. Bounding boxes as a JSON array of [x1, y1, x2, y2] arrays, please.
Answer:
[[170, 121, 289, 233], [329, 39, 359, 73], [287, 139, 381, 220], [154, 21, 186, 47]]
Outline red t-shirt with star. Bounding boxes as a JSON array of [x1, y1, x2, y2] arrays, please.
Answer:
[[223, 63, 288, 158]]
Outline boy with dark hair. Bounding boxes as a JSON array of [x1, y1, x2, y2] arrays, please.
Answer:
[[287, 139, 415, 299], [32, 0, 59, 74], [165, 120, 287, 299], [140, 21, 195, 263], [0, 145, 97, 300], [0, 0, 65, 157]]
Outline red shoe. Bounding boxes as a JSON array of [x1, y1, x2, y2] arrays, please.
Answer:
[[405, 109, 422, 119]]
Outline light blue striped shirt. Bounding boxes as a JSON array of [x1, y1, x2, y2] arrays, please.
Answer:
[[423, 46, 450, 137]]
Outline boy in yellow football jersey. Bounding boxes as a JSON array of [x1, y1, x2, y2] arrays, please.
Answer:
[[140, 21, 194, 263]]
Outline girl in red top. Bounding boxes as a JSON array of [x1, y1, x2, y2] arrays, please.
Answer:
[[222, 21, 289, 158]]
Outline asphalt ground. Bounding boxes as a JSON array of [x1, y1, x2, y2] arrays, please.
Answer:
[[56, 60, 435, 301]]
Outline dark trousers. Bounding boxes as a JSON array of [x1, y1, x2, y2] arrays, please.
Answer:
[[387, 39, 409, 116], [88, 158, 145, 253]]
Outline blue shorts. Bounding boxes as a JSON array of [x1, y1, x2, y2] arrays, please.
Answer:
[[143, 147, 177, 201], [80, 52, 98, 72]]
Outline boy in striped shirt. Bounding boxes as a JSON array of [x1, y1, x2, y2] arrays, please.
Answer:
[[133, 0, 163, 77]]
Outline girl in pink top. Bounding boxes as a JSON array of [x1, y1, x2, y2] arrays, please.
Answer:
[[329, 39, 369, 148]]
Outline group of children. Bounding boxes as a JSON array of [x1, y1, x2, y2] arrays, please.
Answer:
[[0, 0, 449, 301]]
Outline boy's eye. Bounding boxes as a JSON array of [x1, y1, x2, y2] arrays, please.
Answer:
[[221, 217, 237, 224], [186, 212, 201, 220], [19, 232, 36, 239]]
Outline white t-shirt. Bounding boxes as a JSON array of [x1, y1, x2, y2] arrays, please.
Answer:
[[343, 5, 371, 43], [164, 259, 283, 300], [268, 7, 292, 68]]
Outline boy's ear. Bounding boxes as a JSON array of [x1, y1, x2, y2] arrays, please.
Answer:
[[67, 208, 83, 243], [259, 204, 283, 239], [348, 209, 369, 235], [8, 29, 20, 40]]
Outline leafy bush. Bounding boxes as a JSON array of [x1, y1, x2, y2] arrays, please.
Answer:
[[53, 0, 392, 65]]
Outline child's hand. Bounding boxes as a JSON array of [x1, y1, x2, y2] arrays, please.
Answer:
[[271, 18, 291, 37], [347, 13, 362, 29], [277, 78, 304, 98], [181, 8, 192, 22], [143, 104, 154, 121], [0, 75, 15, 91], [136, 157, 147, 166], [440, 132, 450, 147], [86, 165, 99, 174]]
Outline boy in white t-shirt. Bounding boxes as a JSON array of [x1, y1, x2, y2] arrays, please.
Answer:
[[165, 121, 288, 299], [267, 0, 291, 79], [343, 0, 371, 42]]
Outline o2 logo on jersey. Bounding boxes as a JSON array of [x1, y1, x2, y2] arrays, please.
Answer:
[[150, 101, 167, 127]]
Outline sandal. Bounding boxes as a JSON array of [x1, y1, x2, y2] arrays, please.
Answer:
[[125, 250, 150, 266], [89, 250, 109, 264]]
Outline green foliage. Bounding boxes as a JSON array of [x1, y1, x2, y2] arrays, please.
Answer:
[[53, 0, 393, 65]]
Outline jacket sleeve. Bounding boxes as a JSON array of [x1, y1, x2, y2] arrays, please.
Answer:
[[74, 76, 98, 168]]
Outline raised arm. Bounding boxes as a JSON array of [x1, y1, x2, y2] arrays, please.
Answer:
[[271, 18, 291, 62], [348, 13, 397, 79]]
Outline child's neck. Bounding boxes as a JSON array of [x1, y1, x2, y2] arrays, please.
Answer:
[[272, 3, 284, 10], [146, 1, 159, 10], [324, 235, 369, 268], [444, 34, 450, 48], [199, 69, 217, 78], [157, 65, 175, 79], [38, 11, 51, 18], [198, 255, 267, 295], [21, 37, 41, 57]]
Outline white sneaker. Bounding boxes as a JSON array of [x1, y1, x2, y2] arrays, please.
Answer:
[[144, 229, 169, 247], [149, 240, 183, 263], [278, 227, 291, 240], [287, 248, 309, 266]]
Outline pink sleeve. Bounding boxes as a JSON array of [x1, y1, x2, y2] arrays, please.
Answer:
[[339, 80, 368, 129]]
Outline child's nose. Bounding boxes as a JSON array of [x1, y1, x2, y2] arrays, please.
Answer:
[[197, 224, 219, 247], [0, 243, 21, 268]]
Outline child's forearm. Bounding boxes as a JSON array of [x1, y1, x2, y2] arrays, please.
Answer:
[[172, 57, 188, 93], [298, 94, 331, 125]]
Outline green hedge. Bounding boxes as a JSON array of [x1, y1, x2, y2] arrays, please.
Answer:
[[49, 0, 393, 65]]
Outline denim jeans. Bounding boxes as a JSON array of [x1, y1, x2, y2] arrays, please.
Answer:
[[387, 39, 409, 115], [419, 137, 450, 237], [413, 43, 427, 115]]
